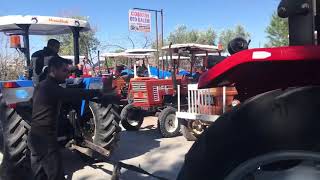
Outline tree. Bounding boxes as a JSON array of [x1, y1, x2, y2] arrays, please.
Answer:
[[104, 49, 126, 68], [265, 12, 289, 47], [166, 25, 217, 45], [103, 34, 153, 51], [0, 34, 25, 80], [48, 16, 100, 66], [218, 25, 251, 52]]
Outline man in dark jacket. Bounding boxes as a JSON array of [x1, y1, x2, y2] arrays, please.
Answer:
[[28, 56, 108, 180], [31, 39, 60, 84]]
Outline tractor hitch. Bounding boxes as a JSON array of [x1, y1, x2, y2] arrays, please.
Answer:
[[66, 139, 111, 157]]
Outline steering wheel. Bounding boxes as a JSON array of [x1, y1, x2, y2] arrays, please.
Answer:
[[225, 151, 320, 180]]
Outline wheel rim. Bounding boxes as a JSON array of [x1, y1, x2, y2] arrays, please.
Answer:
[[82, 106, 96, 141], [189, 120, 204, 136], [127, 119, 139, 126], [127, 109, 142, 127], [0, 152, 3, 165], [164, 114, 178, 133]]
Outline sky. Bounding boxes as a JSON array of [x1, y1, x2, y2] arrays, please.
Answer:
[[0, 0, 280, 53]]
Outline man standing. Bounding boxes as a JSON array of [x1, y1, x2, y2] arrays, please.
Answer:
[[28, 57, 106, 180], [31, 39, 60, 84]]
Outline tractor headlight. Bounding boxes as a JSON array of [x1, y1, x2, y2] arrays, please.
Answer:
[[15, 89, 29, 99]]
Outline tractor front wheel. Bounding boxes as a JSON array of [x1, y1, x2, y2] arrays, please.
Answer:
[[81, 102, 121, 158], [120, 104, 144, 131], [158, 107, 180, 138], [181, 120, 206, 141]]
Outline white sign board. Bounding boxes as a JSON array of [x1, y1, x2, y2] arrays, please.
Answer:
[[128, 9, 151, 33]]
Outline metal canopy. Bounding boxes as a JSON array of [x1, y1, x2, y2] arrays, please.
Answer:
[[0, 15, 91, 35], [159, 55, 190, 60], [102, 52, 154, 59], [195, 53, 221, 57], [162, 43, 220, 54], [125, 48, 157, 54], [61, 55, 86, 60], [102, 53, 125, 58]]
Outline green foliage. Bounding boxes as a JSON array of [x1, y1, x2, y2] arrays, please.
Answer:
[[265, 12, 289, 47], [219, 25, 250, 52], [113, 49, 125, 53], [48, 16, 100, 58], [166, 25, 217, 45], [104, 49, 126, 68]]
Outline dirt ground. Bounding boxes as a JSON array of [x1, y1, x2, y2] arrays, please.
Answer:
[[0, 117, 194, 180], [65, 116, 193, 180]]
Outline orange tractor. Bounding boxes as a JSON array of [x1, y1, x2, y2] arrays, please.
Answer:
[[120, 43, 223, 137], [102, 49, 156, 107]]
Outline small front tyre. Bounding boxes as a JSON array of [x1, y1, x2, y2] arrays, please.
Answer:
[[120, 104, 144, 131], [181, 120, 205, 141], [81, 102, 121, 158], [158, 107, 180, 138]]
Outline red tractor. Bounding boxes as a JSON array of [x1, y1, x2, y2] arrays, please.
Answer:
[[177, 0, 320, 179], [121, 44, 222, 137], [102, 50, 156, 107]]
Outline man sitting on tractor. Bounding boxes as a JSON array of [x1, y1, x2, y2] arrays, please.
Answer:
[[31, 39, 61, 84]]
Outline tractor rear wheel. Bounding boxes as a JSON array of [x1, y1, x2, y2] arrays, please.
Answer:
[[158, 107, 180, 138], [0, 96, 32, 180], [120, 104, 144, 131], [178, 87, 320, 180], [81, 102, 121, 158]]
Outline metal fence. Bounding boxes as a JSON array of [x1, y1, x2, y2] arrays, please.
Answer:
[[178, 84, 227, 115]]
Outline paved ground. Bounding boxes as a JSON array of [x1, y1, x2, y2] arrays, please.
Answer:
[[60, 117, 193, 180], [0, 116, 193, 179]]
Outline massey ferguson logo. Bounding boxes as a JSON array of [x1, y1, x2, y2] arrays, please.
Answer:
[[31, 17, 38, 23]]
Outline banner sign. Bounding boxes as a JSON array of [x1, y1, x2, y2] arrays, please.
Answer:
[[128, 9, 151, 32]]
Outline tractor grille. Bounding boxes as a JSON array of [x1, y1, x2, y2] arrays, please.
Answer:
[[153, 86, 160, 101], [132, 82, 148, 104], [134, 98, 148, 103], [131, 82, 147, 91]]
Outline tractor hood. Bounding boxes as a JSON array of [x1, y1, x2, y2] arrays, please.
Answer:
[[198, 46, 320, 96]]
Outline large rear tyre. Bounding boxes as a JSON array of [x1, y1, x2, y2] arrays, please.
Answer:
[[158, 107, 180, 138], [82, 102, 121, 158], [0, 97, 32, 180], [178, 87, 320, 180], [120, 104, 144, 131]]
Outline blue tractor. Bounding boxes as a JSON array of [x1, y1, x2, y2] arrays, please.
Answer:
[[0, 15, 121, 177]]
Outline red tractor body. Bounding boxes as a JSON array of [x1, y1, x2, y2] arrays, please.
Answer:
[[129, 77, 188, 110], [199, 45, 320, 101]]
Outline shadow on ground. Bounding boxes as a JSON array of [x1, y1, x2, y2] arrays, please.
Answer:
[[117, 142, 187, 180], [111, 127, 162, 161], [64, 126, 163, 180]]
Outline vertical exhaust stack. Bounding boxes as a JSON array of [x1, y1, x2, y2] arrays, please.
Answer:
[[278, 0, 315, 45]]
